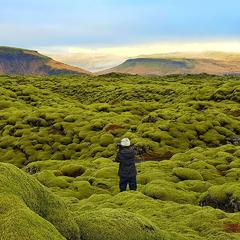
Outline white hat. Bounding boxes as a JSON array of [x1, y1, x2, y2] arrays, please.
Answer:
[[121, 138, 131, 147]]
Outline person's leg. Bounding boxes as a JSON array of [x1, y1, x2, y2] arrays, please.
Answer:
[[119, 176, 127, 192], [129, 175, 137, 191]]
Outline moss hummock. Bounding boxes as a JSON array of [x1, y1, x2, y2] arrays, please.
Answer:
[[76, 208, 165, 240], [0, 163, 80, 240]]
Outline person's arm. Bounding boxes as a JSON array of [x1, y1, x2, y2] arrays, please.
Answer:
[[132, 146, 137, 162], [115, 151, 121, 162]]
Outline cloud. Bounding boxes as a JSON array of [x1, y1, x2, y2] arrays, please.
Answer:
[[46, 52, 127, 72], [39, 39, 240, 72]]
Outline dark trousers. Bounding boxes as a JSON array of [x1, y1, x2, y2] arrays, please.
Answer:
[[119, 176, 137, 192]]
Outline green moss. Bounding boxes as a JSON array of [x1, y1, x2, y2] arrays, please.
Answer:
[[35, 170, 71, 188], [200, 170, 223, 183], [60, 136, 73, 145], [72, 191, 237, 240], [100, 144, 115, 158], [0, 149, 26, 166], [51, 151, 65, 160], [143, 180, 198, 204], [90, 119, 106, 131], [0, 194, 65, 240], [76, 208, 163, 240], [200, 183, 240, 212], [143, 130, 174, 143], [92, 157, 114, 166], [216, 164, 230, 171], [61, 164, 86, 177], [89, 145, 105, 157], [28, 150, 51, 163], [200, 129, 225, 146], [0, 163, 80, 239], [91, 178, 117, 191], [185, 129, 197, 140], [225, 169, 240, 181], [131, 137, 159, 153], [176, 180, 212, 193], [64, 115, 78, 122], [215, 126, 234, 137], [23, 116, 48, 127], [194, 121, 212, 134], [2, 74, 240, 239], [99, 133, 114, 147], [136, 161, 178, 185], [187, 161, 216, 170], [70, 181, 93, 199], [233, 149, 240, 157], [0, 100, 12, 110], [173, 167, 204, 181], [229, 160, 240, 168], [0, 136, 16, 148], [94, 166, 118, 179]]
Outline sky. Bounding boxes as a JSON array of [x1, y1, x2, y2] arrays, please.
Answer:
[[1, 0, 240, 71]]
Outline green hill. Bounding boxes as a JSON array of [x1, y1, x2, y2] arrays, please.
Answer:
[[0, 74, 240, 239], [0, 46, 91, 75]]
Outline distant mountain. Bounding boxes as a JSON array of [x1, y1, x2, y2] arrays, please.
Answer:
[[0, 46, 91, 75], [98, 52, 240, 75]]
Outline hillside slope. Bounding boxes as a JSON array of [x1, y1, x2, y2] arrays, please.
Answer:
[[0, 46, 91, 75], [99, 53, 240, 75]]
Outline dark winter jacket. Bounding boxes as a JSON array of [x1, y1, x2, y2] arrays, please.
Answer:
[[115, 146, 137, 177]]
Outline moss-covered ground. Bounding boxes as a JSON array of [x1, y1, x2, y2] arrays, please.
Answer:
[[0, 73, 240, 239]]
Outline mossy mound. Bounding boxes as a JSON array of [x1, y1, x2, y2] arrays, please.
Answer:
[[99, 133, 114, 147], [200, 183, 240, 213], [69, 181, 94, 200], [0, 194, 65, 240], [61, 164, 86, 177], [0, 163, 80, 240], [143, 180, 198, 204], [173, 167, 204, 181], [76, 208, 165, 240], [176, 180, 212, 193], [71, 191, 240, 240], [94, 166, 118, 179], [35, 170, 71, 188]]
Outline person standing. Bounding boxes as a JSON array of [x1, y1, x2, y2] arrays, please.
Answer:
[[115, 138, 137, 192]]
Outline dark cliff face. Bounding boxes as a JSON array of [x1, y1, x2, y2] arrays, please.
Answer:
[[0, 55, 47, 75], [0, 47, 91, 75]]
